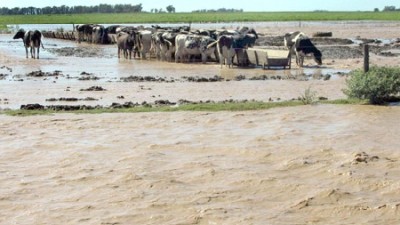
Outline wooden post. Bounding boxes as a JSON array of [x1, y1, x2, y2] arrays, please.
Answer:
[[363, 44, 369, 73]]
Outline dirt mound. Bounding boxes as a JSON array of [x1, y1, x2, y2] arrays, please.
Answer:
[[320, 46, 363, 59], [47, 47, 106, 57]]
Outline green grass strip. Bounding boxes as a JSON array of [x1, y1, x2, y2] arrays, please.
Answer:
[[1, 99, 367, 117], [1, 11, 399, 25]]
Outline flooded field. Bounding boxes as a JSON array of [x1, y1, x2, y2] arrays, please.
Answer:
[[1, 21, 400, 225], [0, 29, 355, 110]]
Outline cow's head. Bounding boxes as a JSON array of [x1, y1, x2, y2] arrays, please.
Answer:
[[314, 49, 323, 65], [13, 29, 26, 39]]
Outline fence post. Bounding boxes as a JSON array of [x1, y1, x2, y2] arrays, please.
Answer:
[[363, 44, 369, 73]]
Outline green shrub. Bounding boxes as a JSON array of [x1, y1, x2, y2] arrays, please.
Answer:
[[343, 66, 400, 104]]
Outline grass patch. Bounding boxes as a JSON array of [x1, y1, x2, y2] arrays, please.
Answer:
[[1, 11, 399, 25], [1, 99, 366, 117]]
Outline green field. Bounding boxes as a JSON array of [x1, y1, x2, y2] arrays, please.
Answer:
[[0, 11, 399, 25]]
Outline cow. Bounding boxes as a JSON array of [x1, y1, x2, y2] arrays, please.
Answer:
[[151, 30, 166, 60], [75, 24, 95, 43], [137, 30, 153, 59], [92, 25, 110, 44], [117, 32, 136, 59], [207, 35, 235, 68], [284, 31, 322, 67], [175, 34, 216, 63], [161, 31, 177, 62], [151, 30, 176, 61], [208, 27, 258, 67], [105, 25, 122, 34], [232, 32, 258, 67], [13, 29, 43, 59]]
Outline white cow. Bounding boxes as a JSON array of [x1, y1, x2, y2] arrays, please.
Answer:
[[175, 34, 216, 63]]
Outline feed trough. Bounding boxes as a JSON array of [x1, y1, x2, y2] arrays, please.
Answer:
[[247, 48, 291, 69]]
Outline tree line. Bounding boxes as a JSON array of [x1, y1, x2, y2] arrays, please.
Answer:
[[192, 8, 243, 13], [0, 4, 145, 15], [0, 3, 245, 15], [382, 6, 400, 11], [373, 6, 400, 12]]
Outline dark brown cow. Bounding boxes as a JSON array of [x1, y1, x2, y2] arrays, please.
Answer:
[[117, 32, 136, 59]]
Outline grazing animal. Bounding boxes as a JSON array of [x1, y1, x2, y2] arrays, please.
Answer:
[[75, 24, 97, 43], [161, 31, 177, 62], [151, 30, 176, 61], [175, 34, 216, 63], [137, 30, 153, 59], [117, 32, 136, 59], [151, 31, 166, 60], [214, 35, 235, 68], [13, 29, 43, 59], [284, 31, 322, 67], [92, 25, 110, 44]]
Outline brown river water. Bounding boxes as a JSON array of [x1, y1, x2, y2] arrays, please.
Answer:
[[1, 21, 400, 224], [1, 105, 400, 224]]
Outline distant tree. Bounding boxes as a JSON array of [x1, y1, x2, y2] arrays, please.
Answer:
[[192, 8, 243, 13], [374, 8, 379, 12], [383, 6, 396, 11], [166, 5, 175, 13]]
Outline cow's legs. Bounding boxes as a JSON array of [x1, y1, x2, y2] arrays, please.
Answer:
[[25, 47, 29, 58], [296, 51, 305, 67], [219, 53, 224, 68], [31, 47, 35, 59]]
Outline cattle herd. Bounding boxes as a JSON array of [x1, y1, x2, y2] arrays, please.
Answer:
[[14, 24, 323, 68]]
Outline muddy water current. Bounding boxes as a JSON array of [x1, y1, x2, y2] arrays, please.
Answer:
[[0, 105, 400, 224]]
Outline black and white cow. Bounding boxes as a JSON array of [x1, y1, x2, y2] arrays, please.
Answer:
[[161, 31, 178, 62], [284, 31, 322, 67], [175, 34, 216, 63], [208, 28, 258, 68], [13, 29, 43, 59], [75, 24, 95, 43], [208, 35, 236, 68], [92, 25, 110, 44]]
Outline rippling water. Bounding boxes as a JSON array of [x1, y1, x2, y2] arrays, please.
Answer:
[[0, 105, 399, 224]]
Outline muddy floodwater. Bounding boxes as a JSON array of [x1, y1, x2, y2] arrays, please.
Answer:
[[0, 31, 354, 110], [1, 21, 400, 224]]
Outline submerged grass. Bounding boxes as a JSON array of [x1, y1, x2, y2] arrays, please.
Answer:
[[1, 11, 399, 25], [1, 99, 367, 116]]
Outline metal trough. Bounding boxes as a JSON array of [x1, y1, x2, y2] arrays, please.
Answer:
[[246, 48, 291, 69]]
